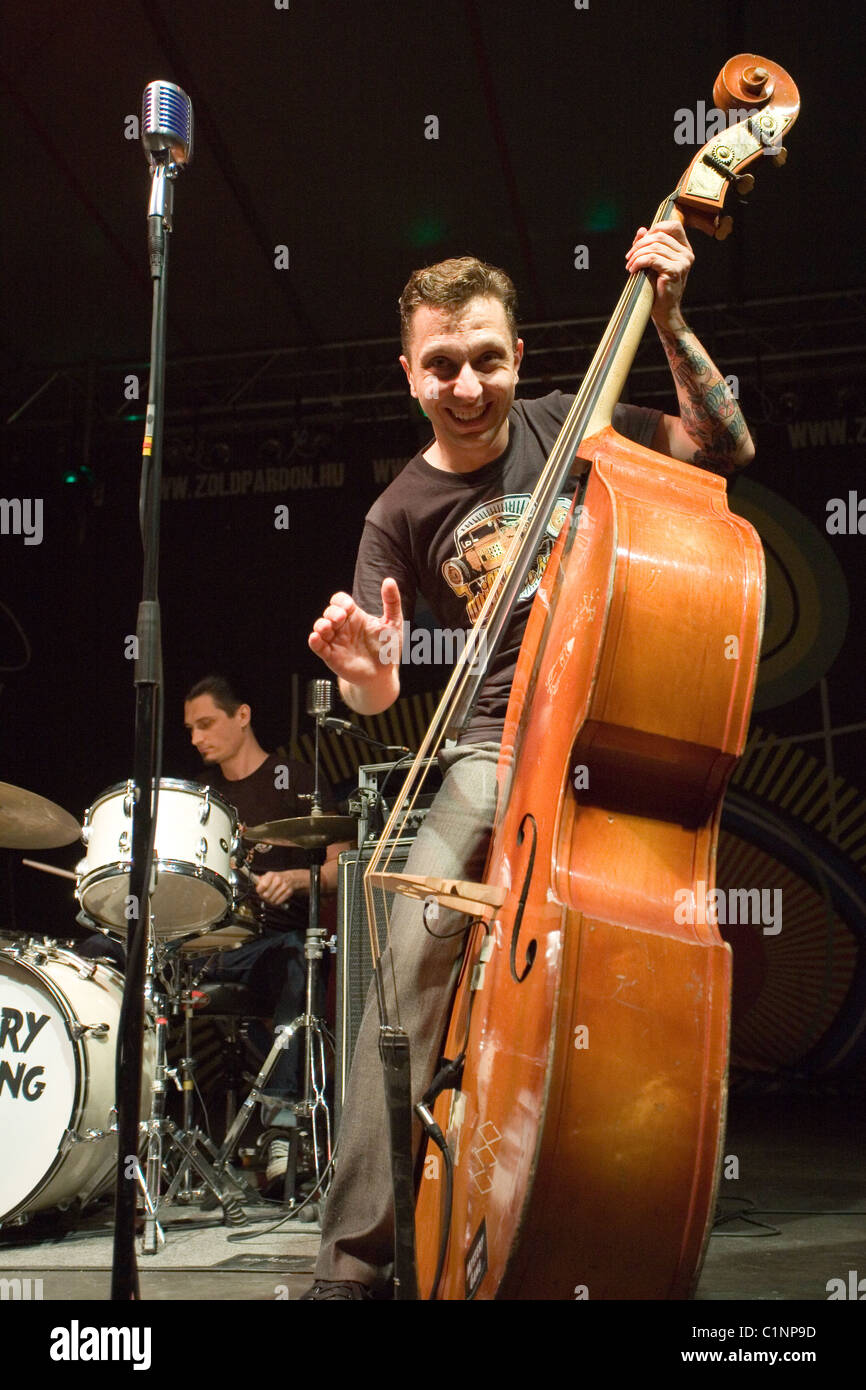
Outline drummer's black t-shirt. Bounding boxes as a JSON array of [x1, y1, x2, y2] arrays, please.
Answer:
[[199, 753, 336, 933], [352, 392, 661, 741]]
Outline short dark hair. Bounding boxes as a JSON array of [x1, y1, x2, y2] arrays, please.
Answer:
[[398, 256, 518, 354], [184, 674, 244, 716]]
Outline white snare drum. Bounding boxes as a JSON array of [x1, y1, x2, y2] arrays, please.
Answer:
[[0, 942, 154, 1223], [77, 779, 238, 940]]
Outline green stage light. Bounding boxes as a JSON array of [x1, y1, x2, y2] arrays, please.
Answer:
[[63, 464, 94, 485], [408, 215, 446, 248], [584, 198, 619, 232]]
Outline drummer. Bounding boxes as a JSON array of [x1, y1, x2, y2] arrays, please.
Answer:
[[182, 675, 351, 1178], [79, 675, 351, 1184]]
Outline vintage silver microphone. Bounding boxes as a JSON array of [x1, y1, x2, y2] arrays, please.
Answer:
[[141, 80, 193, 166], [306, 680, 334, 813], [141, 81, 193, 275], [306, 679, 334, 723]]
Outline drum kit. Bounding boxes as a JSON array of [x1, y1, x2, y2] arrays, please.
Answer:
[[0, 775, 356, 1246]]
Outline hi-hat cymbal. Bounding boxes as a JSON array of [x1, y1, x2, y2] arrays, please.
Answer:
[[243, 813, 357, 849], [0, 782, 81, 849]]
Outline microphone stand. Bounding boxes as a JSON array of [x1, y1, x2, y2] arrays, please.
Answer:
[[321, 716, 410, 756], [111, 147, 177, 1301]]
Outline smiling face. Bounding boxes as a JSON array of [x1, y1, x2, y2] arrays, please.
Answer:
[[399, 295, 524, 472]]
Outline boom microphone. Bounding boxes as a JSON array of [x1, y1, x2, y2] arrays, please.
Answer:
[[321, 716, 410, 754]]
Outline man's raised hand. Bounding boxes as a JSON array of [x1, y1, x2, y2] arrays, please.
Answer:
[[308, 578, 404, 707]]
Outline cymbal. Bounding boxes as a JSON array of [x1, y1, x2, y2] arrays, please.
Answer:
[[0, 782, 81, 849], [243, 813, 357, 849]]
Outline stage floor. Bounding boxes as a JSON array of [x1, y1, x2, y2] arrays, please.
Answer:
[[1, 1091, 862, 1303]]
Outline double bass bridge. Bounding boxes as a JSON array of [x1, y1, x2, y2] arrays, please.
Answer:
[[365, 871, 505, 921]]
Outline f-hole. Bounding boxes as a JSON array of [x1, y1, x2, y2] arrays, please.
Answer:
[[509, 813, 538, 984]]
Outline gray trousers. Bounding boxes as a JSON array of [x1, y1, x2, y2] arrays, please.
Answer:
[[315, 740, 501, 1287]]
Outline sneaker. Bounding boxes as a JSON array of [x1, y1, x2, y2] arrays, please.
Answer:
[[266, 1138, 289, 1185], [260, 1097, 298, 1130], [298, 1280, 373, 1301]]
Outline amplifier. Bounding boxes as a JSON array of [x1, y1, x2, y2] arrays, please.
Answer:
[[352, 757, 442, 845], [334, 837, 415, 1133]]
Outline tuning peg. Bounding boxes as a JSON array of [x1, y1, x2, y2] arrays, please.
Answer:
[[714, 215, 734, 241], [771, 146, 788, 167], [734, 173, 755, 196], [742, 65, 770, 96]]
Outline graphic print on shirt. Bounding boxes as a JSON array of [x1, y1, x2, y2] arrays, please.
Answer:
[[441, 494, 572, 623]]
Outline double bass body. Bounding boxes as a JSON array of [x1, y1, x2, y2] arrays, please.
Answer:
[[405, 54, 797, 1300], [415, 432, 765, 1299]]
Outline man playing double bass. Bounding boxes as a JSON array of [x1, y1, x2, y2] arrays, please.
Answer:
[[303, 219, 753, 1299]]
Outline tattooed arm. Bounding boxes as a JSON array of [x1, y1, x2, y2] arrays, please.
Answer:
[[651, 321, 754, 473], [625, 220, 755, 473]]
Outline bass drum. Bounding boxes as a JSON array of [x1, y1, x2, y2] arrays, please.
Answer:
[[0, 942, 154, 1223]]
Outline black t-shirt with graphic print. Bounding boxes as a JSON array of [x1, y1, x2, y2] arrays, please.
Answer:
[[352, 391, 661, 742]]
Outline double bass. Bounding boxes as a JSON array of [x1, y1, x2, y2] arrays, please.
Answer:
[[366, 55, 799, 1299]]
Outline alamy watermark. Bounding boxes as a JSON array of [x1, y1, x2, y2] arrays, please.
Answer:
[[0, 1276, 44, 1300], [826, 492, 865, 535], [0, 498, 43, 545], [49, 1321, 151, 1369], [378, 619, 487, 669], [673, 102, 783, 155], [674, 880, 782, 935], [826, 1269, 866, 1299]]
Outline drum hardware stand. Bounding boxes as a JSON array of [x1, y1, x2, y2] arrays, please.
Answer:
[[205, 892, 335, 1214], [138, 926, 259, 1254], [155, 955, 252, 1203], [284, 837, 335, 1197], [176, 978, 197, 1201], [195, 680, 351, 1209], [128, 1158, 165, 1249], [209, 849, 336, 1210], [165, 950, 210, 1203], [205, 1010, 260, 1133]]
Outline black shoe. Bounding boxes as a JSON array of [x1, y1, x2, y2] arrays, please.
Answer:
[[298, 1279, 373, 1301]]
